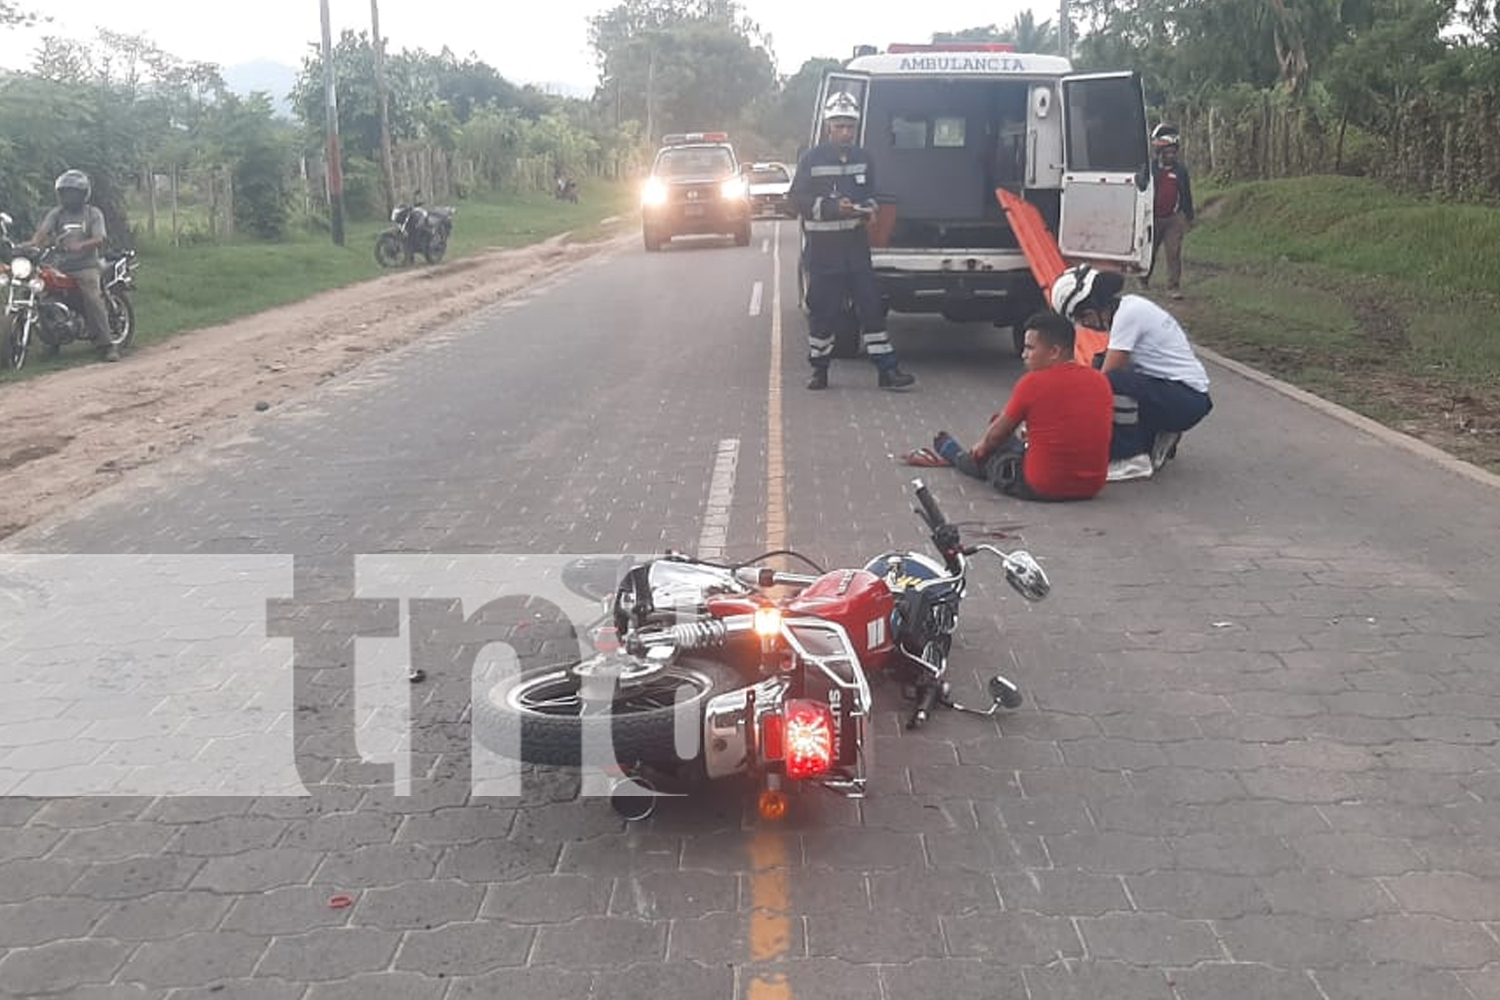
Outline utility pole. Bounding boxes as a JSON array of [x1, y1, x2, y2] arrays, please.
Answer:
[[320, 0, 346, 246], [370, 0, 397, 214], [1059, 0, 1071, 59]]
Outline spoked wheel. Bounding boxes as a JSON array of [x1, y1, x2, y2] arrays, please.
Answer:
[[474, 653, 740, 767], [7, 312, 31, 370], [105, 293, 135, 351], [374, 233, 405, 268]]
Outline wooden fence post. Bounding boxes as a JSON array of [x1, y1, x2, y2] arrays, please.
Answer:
[[222, 165, 235, 240], [144, 165, 157, 239], [170, 165, 180, 246]]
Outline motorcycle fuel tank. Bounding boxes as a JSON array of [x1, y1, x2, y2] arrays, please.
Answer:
[[785, 569, 896, 660]]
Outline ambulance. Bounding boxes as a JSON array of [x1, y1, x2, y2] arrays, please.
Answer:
[[803, 42, 1153, 355]]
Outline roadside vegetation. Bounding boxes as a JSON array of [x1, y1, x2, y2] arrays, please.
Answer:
[[1173, 175, 1500, 472], [0, 182, 637, 382]]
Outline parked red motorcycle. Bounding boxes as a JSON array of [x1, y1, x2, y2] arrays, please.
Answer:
[[0, 211, 137, 370], [476, 479, 1050, 821]]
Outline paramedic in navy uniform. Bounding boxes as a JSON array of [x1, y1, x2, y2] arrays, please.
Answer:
[[789, 92, 916, 391]]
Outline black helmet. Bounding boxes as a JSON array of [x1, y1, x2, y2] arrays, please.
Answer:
[[55, 169, 91, 201]]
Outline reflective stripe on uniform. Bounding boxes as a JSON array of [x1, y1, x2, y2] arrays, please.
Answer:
[[804, 218, 865, 232], [809, 333, 835, 359], [809, 162, 868, 177], [861, 330, 893, 355]]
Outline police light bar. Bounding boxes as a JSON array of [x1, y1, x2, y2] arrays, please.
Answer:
[[662, 132, 730, 145], [887, 42, 1017, 54]]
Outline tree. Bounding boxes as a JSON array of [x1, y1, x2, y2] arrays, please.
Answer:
[[755, 56, 842, 152], [588, 0, 776, 138], [935, 13, 1059, 52], [0, 0, 44, 28]]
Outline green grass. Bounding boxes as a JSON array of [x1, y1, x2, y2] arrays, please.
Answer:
[[1178, 174, 1500, 470], [1195, 176, 1500, 294], [0, 181, 637, 382]]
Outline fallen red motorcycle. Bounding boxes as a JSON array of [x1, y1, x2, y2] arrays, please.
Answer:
[[476, 479, 1050, 821]]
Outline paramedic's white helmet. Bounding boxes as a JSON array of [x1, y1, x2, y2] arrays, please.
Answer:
[[822, 92, 862, 124], [1050, 265, 1098, 321]]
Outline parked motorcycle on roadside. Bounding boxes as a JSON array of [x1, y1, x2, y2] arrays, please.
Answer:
[[374, 198, 455, 268], [475, 479, 1050, 821], [0, 211, 138, 371]]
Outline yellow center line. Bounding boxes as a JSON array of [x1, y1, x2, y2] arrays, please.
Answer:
[[746, 220, 793, 1000]]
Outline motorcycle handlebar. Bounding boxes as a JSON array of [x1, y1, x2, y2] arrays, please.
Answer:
[[911, 479, 947, 530], [734, 566, 818, 589]]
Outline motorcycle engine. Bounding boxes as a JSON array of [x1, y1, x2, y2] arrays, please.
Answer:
[[37, 300, 81, 345]]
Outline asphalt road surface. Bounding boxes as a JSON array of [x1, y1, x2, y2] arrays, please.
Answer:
[[2, 221, 1498, 1000]]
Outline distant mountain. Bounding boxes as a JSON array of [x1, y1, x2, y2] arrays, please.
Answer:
[[222, 60, 299, 118]]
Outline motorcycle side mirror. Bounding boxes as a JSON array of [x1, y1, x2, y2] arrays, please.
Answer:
[[1003, 551, 1050, 602], [988, 676, 1023, 709]]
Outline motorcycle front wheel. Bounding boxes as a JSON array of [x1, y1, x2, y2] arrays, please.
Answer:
[[423, 232, 448, 265], [106, 292, 136, 351], [474, 656, 740, 768], [374, 232, 405, 268], [7, 311, 31, 370]]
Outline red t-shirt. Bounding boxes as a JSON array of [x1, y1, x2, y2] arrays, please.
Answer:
[[1154, 167, 1182, 218], [1001, 363, 1113, 499]]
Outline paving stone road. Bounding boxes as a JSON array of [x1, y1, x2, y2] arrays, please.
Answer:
[[1, 222, 1497, 999]]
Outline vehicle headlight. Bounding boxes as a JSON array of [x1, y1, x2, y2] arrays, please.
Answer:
[[721, 177, 749, 200], [28, 278, 44, 292], [390, 208, 402, 223], [641, 179, 668, 207], [10, 257, 32, 280]]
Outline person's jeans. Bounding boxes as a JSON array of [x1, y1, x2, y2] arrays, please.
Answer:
[[947, 437, 1038, 499], [70, 266, 110, 345], [1107, 369, 1213, 459], [1145, 211, 1189, 289]]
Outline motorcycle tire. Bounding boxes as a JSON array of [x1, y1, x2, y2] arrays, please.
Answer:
[[7, 311, 31, 371], [423, 234, 448, 265], [105, 292, 136, 351], [473, 656, 739, 768], [374, 233, 405, 268]]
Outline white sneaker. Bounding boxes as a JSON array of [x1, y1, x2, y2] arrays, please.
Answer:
[[1107, 454, 1154, 482], [1150, 431, 1181, 471]]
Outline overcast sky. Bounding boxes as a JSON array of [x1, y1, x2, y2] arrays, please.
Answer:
[[0, 0, 1063, 93]]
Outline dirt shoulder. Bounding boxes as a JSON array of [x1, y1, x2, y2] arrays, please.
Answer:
[[0, 228, 633, 541]]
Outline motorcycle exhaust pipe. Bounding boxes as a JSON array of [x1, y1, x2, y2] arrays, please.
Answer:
[[609, 775, 658, 822]]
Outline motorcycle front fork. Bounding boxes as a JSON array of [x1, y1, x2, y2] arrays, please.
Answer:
[[903, 636, 1023, 728]]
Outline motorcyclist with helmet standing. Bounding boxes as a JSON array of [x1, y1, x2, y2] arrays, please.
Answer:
[[1142, 124, 1195, 298], [789, 92, 915, 392], [28, 170, 117, 361]]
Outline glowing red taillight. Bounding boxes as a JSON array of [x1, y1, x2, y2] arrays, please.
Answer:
[[760, 713, 784, 761], [782, 700, 834, 780]]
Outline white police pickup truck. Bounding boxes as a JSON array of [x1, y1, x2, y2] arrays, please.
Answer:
[[801, 42, 1154, 356]]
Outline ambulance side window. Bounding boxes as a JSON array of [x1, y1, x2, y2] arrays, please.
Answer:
[[891, 117, 928, 149]]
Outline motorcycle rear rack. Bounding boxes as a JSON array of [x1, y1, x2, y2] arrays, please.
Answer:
[[701, 616, 871, 797]]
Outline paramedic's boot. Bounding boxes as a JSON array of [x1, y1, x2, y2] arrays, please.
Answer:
[[878, 366, 916, 391], [807, 367, 829, 391]]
